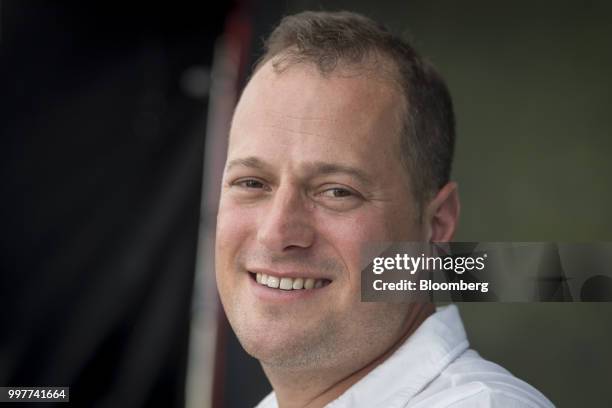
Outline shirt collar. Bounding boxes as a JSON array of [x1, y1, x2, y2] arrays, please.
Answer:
[[256, 305, 469, 408], [328, 304, 469, 407]]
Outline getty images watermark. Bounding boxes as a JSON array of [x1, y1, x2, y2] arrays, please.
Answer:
[[371, 251, 489, 294], [361, 242, 612, 302]]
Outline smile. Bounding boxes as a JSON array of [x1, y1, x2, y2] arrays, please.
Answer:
[[253, 272, 331, 291]]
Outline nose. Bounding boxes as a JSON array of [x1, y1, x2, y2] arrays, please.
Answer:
[[256, 185, 315, 253]]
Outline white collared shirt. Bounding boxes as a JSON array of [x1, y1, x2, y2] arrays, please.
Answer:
[[255, 305, 554, 408]]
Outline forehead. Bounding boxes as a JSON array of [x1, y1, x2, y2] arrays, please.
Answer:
[[238, 61, 403, 134]]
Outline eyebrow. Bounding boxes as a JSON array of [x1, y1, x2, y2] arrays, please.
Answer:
[[225, 156, 373, 186], [225, 157, 269, 172], [307, 161, 373, 186]]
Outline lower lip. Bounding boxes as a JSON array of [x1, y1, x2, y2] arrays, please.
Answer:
[[247, 273, 331, 303]]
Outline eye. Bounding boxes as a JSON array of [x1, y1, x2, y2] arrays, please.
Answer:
[[320, 187, 354, 198], [236, 179, 265, 189], [316, 185, 363, 211], [230, 178, 272, 194]]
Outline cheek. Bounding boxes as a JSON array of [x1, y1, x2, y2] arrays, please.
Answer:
[[216, 197, 257, 241], [215, 201, 255, 281], [321, 207, 399, 244], [316, 210, 395, 286]]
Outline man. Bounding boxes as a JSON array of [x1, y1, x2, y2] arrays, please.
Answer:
[[215, 10, 554, 408]]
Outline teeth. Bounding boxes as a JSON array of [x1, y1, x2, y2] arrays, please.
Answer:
[[267, 276, 280, 289], [304, 278, 315, 289], [255, 273, 327, 291], [279, 278, 293, 290], [292, 278, 304, 290]]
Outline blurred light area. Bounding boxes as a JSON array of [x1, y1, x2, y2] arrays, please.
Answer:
[[181, 66, 212, 99], [186, 34, 242, 408]]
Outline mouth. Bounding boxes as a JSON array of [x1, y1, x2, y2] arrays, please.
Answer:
[[249, 272, 331, 291]]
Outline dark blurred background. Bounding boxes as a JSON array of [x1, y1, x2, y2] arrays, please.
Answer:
[[1, 1, 611, 407], [0, 2, 234, 407]]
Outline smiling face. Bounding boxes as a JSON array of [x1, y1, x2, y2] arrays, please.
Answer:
[[215, 60, 428, 373]]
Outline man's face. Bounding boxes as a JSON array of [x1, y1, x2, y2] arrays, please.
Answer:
[[215, 60, 426, 372]]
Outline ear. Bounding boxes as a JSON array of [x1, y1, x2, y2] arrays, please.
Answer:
[[425, 182, 460, 242]]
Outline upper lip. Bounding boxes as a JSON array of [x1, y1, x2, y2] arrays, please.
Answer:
[[247, 267, 333, 281]]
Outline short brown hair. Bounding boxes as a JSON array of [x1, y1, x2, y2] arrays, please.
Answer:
[[253, 11, 455, 215]]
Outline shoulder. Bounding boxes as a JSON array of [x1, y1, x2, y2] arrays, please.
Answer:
[[406, 350, 555, 408], [254, 391, 277, 408]]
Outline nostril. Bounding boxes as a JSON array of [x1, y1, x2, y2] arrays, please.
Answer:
[[256, 206, 316, 252]]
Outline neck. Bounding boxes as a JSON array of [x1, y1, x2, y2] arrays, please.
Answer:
[[262, 302, 435, 408]]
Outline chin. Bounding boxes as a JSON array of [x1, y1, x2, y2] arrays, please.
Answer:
[[233, 322, 315, 367], [236, 331, 289, 362]]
